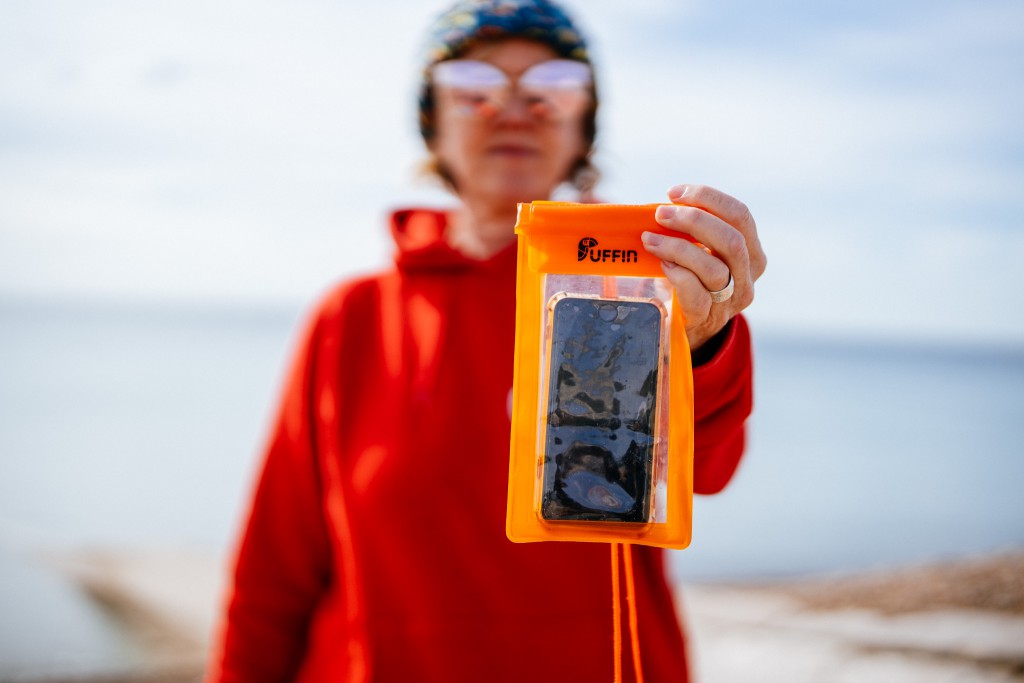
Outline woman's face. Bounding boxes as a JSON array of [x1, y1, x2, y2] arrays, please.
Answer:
[[430, 39, 589, 207]]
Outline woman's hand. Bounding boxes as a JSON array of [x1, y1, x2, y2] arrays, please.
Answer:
[[641, 184, 767, 352]]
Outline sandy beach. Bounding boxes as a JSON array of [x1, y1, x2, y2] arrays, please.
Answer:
[[7, 548, 1024, 683]]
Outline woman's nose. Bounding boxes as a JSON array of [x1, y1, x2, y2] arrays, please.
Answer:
[[494, 91, 548, 124]]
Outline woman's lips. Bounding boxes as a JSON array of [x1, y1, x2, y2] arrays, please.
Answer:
[[487, 145, 539, 157]]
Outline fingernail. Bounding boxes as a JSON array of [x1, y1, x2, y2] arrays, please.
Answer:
[[661, 260, 677, 270], [667, 185, 688, 201], [655, 205, 677, 221], [642, 231, 663, 246]]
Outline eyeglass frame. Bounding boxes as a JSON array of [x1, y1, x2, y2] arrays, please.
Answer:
[[429, 58, 595, 123], [420, 57, 600, 144]]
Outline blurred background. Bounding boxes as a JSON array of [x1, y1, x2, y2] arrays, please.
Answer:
[[2, 0, 1022, 680]]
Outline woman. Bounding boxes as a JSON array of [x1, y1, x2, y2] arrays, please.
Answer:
[[206, 1, 766, 681]]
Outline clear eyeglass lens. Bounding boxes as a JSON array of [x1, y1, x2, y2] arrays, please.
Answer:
[[520, 61, 591, 118], [432, 60, 509, 88], [519, 60, 593, 90], [433, 60, 509, 116]]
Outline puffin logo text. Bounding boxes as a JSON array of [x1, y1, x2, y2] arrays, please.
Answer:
[[576, 237, 639, 263]]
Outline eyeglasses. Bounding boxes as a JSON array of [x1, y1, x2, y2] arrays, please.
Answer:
[[431, 59, 593, 121]]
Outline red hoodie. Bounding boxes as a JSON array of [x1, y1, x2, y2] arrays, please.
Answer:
[[206, 208, 753, 683]]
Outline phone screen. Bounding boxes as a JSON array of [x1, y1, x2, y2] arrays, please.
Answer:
[[541, 296, 661, 523]]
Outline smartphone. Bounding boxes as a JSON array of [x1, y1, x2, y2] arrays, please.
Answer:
[[540, 296, 662, 523]]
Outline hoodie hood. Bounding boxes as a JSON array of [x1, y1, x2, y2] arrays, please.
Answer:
[[390, 207, 518, 273]]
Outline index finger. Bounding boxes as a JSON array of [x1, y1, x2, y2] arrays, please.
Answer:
[[667, 184, 766, 280]]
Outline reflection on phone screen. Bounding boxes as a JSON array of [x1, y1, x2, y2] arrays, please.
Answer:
[[541, 297, 661, 523]]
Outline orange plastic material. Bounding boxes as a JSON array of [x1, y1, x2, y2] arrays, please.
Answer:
[[515, 201, 708, 277], [506, 202, 695, 549]]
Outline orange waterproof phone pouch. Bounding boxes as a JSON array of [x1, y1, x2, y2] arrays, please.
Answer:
[[507, 202, 695, 549]]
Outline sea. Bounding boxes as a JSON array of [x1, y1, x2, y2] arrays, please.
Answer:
[[1, 298, 1023, 676]]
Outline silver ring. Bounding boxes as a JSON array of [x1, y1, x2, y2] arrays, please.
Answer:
[[708, 274, 734, 303]]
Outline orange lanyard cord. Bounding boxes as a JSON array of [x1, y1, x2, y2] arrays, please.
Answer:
[[623, 543, 644, 683], [611, 542, 623, 683], [611, 542, 645, 683]]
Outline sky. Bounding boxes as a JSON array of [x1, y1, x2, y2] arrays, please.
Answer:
[[1, 0, 1023, 345]]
